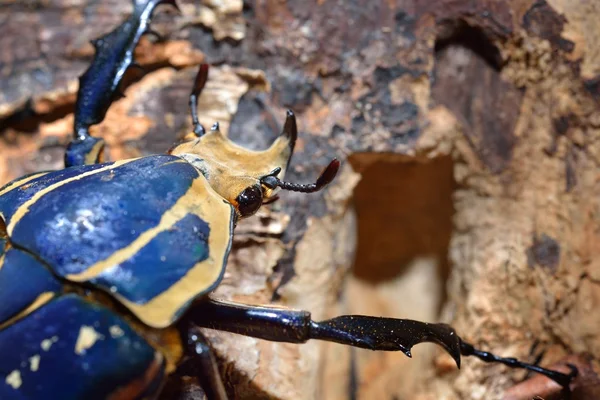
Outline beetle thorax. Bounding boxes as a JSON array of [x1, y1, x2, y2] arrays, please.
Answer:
[[178, 152, 271, 206], [170, 129, 290, 215]]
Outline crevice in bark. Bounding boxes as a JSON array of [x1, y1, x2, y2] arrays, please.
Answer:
[[432, 20, 521, 174], [347, 153, 455, 311], [435, 19, 503, 71]]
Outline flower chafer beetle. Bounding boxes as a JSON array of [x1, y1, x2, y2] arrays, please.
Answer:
[[0, 1, 577, 399]]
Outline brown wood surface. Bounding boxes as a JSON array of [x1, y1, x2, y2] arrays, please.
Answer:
[[1, 0, 599, 399]]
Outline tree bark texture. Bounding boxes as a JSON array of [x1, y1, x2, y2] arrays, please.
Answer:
[[1, 0, 599, 399]]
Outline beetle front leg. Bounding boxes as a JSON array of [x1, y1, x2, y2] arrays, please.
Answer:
[[65, 0, 178, 167], [189, 299, 577, 393]]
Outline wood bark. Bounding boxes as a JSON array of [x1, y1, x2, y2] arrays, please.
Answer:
[[1, 0, 599, 399]]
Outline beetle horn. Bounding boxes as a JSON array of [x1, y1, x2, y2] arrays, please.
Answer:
[[281, 110, 297, 154], [189, 64, 209, 137], [260, 159, 340, 193], [260, 110, 303, 174]]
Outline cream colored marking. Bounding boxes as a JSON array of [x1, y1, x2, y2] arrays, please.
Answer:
[[65, 176, 233, 328], [0, 172, 48, 198], [109, 325, 124, 338], [5, 370, 21, 389], [65, 160, 222, 282], [170, 127, 292, 207], [6, 159, 135, 235], [84, 141, 105, 165], [41, 336, 59, 351], [74, 325, 104, 355], [29, 355, 40, 372], [160, 159, 188, 168], [0, 292, 55, 330], [0, 254, 5, 272], [66, 206, 188, 281], [117, 176, 234, 328]]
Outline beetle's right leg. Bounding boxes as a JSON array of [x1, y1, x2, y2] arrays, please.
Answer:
[[178, 324, 228, 400], [188, 298, 578, 393], [65, 0, 179, 167]]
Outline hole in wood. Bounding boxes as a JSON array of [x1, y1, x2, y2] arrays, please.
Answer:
[[434, 19, 503, 70], [432, 19, 522, 174], [348, 153, 454, 290], [339, 153, 456, 397]]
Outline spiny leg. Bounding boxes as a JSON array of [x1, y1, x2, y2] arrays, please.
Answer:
[[65, 0, 178, 167], [188, 299, 577, 392], [178, 324, 228, 400], [188, 298, 462, 365]]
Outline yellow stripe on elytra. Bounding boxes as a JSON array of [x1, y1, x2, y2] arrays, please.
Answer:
[[84, 140, 105, 165], [0, 253, 5, 272], [0, 172, 49, 198], [115, 176, 233, 328], [66, 161, 208, 282], [66, 201, 190, 282], [6, 159, 136, 235], [0, 292, 55, 330]]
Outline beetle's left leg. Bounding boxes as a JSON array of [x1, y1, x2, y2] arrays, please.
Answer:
[[65, 0, 179, 167], [188, 299, 577, 392], [178, 324, 228, 400]]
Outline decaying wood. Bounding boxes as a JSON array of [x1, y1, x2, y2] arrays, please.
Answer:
[[1, 0, 599, 399]]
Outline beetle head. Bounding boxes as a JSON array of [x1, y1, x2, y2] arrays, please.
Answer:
[[169, 64, 340, 219]]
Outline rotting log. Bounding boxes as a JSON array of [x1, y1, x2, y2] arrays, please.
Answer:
[[1, 0, 599, 399]]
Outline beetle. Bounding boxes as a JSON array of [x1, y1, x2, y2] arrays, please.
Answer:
[[0, 1, 578, 399]]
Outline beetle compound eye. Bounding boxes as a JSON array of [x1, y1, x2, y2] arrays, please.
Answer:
[[236, 185, 263, 217]]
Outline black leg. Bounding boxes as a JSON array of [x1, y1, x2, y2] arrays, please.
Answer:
[[188, 299, 577, 392], [188, 299, 461, 364], [179, 325, 228, 400]]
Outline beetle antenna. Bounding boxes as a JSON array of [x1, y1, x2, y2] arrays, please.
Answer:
[[189, 64, 209, 137], [261, 159, 340, 193]]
